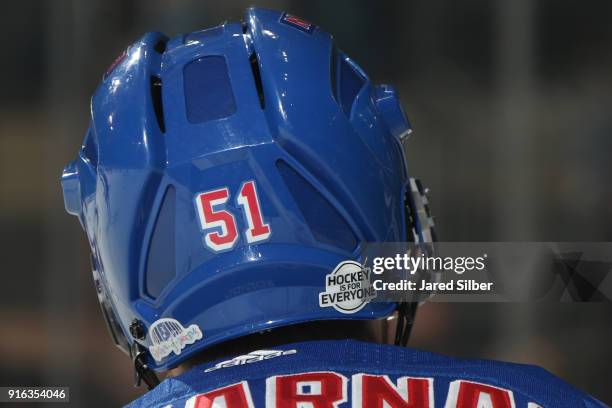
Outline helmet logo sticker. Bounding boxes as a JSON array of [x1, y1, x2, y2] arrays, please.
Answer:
[[148, 318, 203, 362], [319, 261, 376, 314], [204, 349, 297, 373], [280, 12, 316, 34]]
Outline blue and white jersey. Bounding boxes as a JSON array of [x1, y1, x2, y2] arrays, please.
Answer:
[[127, 340, 608, 408]]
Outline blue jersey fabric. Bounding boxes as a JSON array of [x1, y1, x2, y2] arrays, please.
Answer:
[[126, 340, 608, 408]]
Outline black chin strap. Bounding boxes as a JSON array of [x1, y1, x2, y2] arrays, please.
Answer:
[[394, 302, 417, 347], [131, 342, 160, 390]]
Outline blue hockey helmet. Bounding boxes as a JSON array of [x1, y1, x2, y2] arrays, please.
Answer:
[[61, 8, 433, 387]]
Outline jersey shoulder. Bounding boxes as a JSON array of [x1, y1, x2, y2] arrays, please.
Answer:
[[126, 340, 608, 408]]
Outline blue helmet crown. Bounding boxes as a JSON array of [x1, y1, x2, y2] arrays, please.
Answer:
[[61, 8, 423, 376]]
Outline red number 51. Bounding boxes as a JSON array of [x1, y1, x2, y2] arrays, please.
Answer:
[[195, 180, 271, 252]]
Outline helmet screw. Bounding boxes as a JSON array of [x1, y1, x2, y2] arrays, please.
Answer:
[[129, 319, 146, 340]]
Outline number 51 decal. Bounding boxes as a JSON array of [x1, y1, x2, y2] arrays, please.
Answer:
[[195, 180, 271, 252]]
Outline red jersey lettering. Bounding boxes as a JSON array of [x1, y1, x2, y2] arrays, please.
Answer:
[[353, 374, 433, 408], [267, 372, 347, 408], [186, 381, 254, 408], [445, 380, 515, 408]]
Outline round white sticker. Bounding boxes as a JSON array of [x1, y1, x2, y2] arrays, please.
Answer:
[[318, 260, 376, 314]]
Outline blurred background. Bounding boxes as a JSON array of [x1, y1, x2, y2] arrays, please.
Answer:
[[1, 0, 611, 406]]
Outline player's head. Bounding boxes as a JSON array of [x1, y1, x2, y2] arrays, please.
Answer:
[[61, 8, 433, 388]]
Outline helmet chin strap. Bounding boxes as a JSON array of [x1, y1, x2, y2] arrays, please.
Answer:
[[131, 342, 160, 390], [394, 302, 418, 347]]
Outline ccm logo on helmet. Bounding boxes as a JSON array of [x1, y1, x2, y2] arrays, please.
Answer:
[[185, 373, 540, 407], [279, 12, 316, 34], [195, 180, 271, 252]]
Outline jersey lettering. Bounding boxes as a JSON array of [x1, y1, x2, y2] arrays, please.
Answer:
[[353, 374, 433, 408], [266, 372, 348, 408], [179, 374, 542, 408], [186, 381, 254, 408], [445, 380, 515, 408]]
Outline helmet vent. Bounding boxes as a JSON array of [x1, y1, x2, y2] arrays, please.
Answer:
[[249, 52, 265, 109], [330, 48, 365, 117], [150, 76, 166, 133], [145, 185, 176, 299], [276, 160, 357, 251], [183, 56, 237, 123], [154, 38, 168, 54]]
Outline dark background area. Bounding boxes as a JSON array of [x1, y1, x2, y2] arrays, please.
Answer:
[[0, 0, 611, 406]]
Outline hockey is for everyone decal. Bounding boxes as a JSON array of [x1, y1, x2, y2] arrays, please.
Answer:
[[148, 318, 203, 362], [319, 261, 376, 314]]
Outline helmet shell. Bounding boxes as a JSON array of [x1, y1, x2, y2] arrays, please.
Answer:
[[61, 7, 412, 371]]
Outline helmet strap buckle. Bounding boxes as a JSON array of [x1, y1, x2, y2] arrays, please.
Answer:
[[131, 342, 160, 390]]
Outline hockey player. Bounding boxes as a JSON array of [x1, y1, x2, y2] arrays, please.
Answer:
[[61, 8, 608, 407]]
